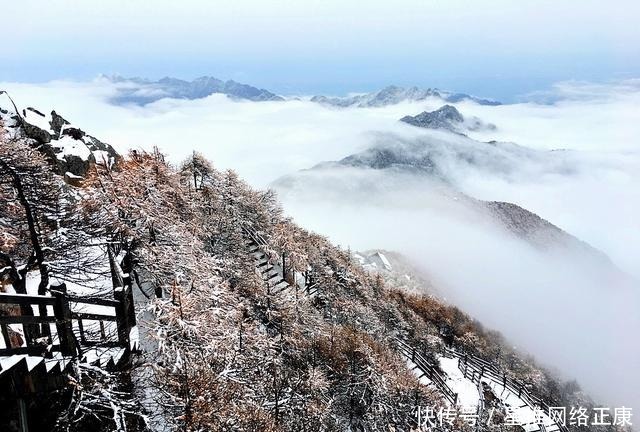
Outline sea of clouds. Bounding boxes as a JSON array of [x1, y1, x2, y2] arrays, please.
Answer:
[[1, 77, 638, 409]]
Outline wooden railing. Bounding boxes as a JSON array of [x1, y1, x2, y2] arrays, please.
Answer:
[[0, 282, 137, 358], [243, 224, 320, 296], [68, 287, 137, 352], [0, 291, 75, 357], [395, 338, 457, 405], [454, 354, 485, 431], [445, 347, 570, 432], [241, 224, 268, 247]]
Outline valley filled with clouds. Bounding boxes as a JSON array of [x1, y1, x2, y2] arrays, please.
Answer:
[[2, 77, 638, 408]]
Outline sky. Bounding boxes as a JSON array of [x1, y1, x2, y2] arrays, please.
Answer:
[[2, 0, 640, 100]]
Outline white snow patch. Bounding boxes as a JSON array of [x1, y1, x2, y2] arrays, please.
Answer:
[[406, 359, 433, 387], [24, 110, 53, 133], [52, 135, 91, 161], [438, 356, 479, 410]]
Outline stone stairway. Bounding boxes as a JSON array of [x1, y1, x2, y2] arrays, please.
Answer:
[[246, 240, 292, 295]]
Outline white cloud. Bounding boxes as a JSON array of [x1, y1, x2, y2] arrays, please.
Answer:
[[1, 77, 639, 408]]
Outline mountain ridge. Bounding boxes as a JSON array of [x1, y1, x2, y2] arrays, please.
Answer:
[[400, 104, 497, 135], [104, 74, 285, 105], [311, 85, 501, 108], [273, 133, 620, 271]]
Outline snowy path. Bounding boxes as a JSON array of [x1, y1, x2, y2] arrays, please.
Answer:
[[398, 341, 567, 432], [406, 359, 433, 387], [438, 356, 480, 410], [480, 374, 560, 432]]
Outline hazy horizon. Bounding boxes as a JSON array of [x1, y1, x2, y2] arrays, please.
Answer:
[[3, 0, 640, 101]]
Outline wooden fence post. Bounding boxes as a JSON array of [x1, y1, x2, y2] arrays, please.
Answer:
[[110, 243, 136, 351], [281, 252, 286, 278], [107, 244, 124, 292], [52, 285, 76, 357], [114, 286, 132, 350]]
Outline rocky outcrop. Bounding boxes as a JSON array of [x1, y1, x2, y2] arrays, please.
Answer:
[[0, 102, 120, 179]]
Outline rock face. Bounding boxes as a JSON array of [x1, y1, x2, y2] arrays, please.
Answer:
[[106, 75, 284, 105], [311, 85, 501, 108], [0, 102, 120, 179], [354, 251, 393, 272], [400, 105, 496, 134]]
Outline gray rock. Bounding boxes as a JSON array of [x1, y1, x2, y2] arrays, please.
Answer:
[[1, 106, 120, 178]]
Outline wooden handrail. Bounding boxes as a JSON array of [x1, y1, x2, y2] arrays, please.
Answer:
[[0, 283, 136, 357], [0, 315, 57, 324], [0, 293, 57, 306], [68, 296, 120, 307], [448, 346, 570, 432], [71, 312, 118, 322]]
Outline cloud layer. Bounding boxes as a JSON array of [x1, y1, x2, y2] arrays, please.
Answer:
[[1, 78, 638, 408]]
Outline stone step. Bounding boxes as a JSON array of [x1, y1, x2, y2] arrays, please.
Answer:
[[266, 273, 281, 282], [272, 281, 290, 294]]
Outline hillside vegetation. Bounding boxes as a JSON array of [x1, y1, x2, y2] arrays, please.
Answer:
[[0, 112, 597, 431]]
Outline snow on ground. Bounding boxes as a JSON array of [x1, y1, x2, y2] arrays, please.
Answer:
[[406, 359, 434, 387], [438, 356, 480, 410], [91, 149, 111, 165], [482, 378, 559, 432]]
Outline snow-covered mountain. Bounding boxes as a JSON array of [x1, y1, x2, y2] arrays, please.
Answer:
[[105, 75, 284, 105], [311, 85, 501, 107], [400, 104, 496, 135]]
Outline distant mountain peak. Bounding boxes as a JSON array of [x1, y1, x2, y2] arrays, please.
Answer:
[[105, 75, 284, 105], [311, 85, 501, 108], [400, 105, 496, 134]]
